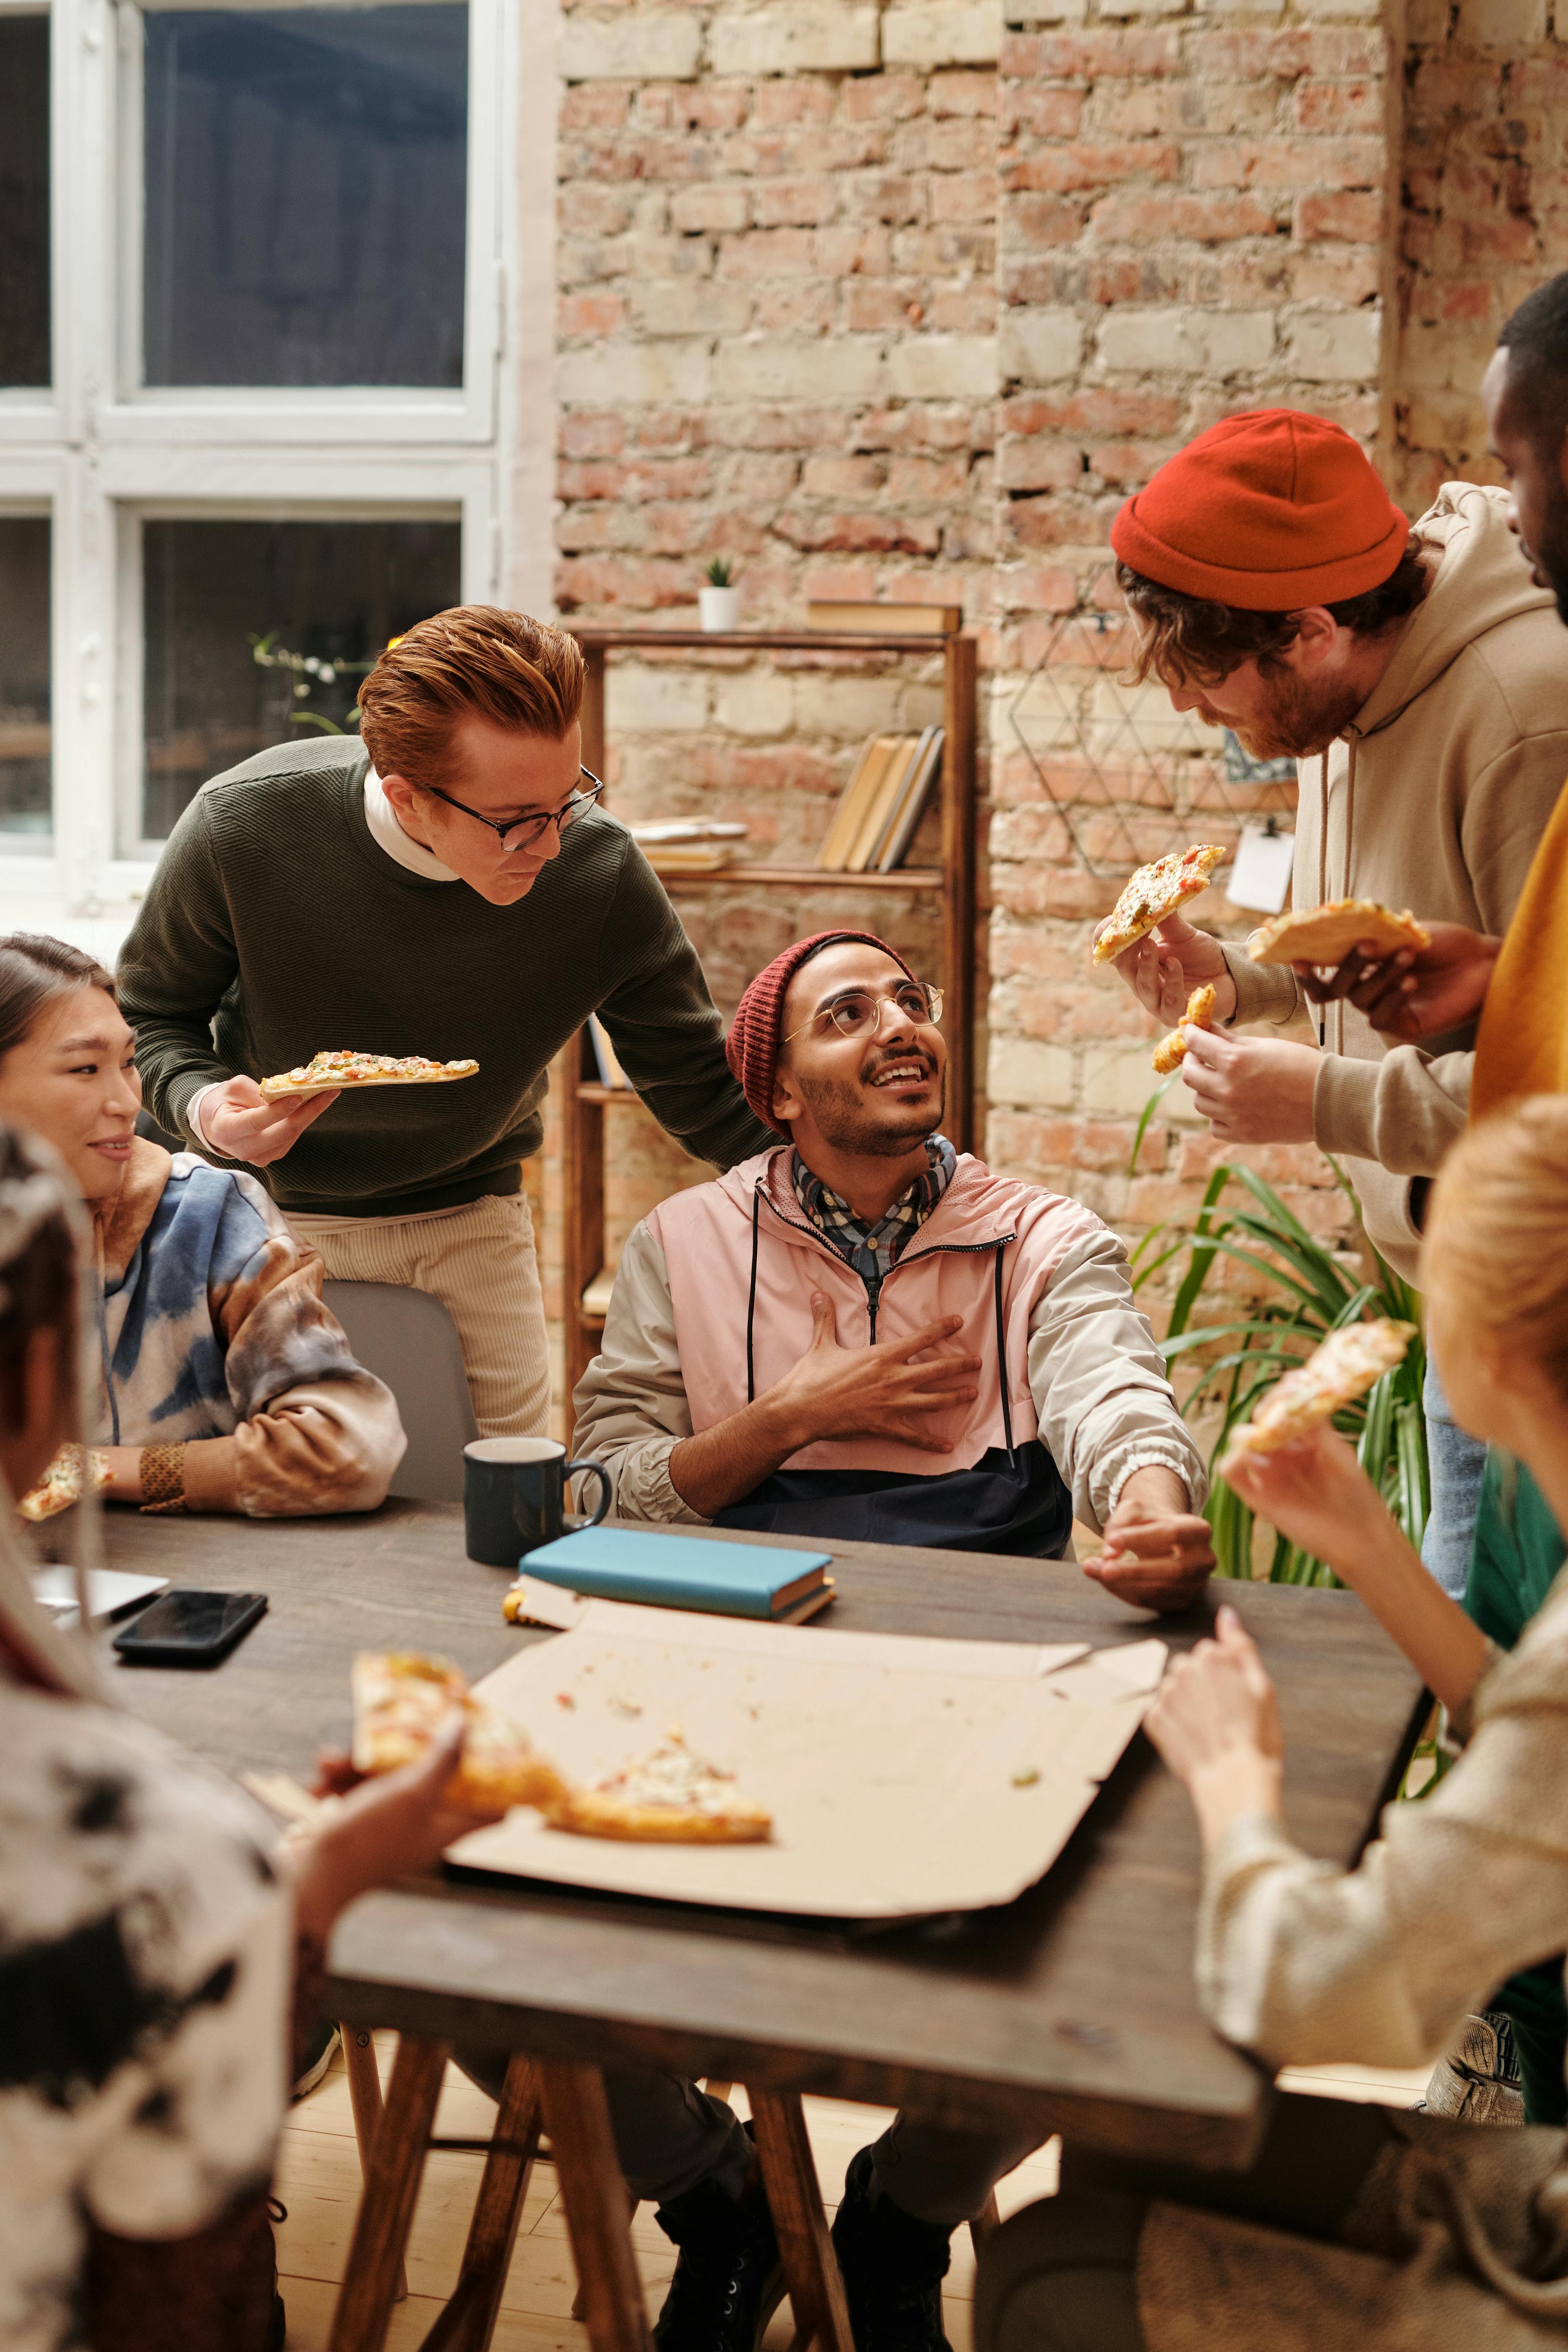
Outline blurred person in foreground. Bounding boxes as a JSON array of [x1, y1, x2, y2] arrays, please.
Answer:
[[0, 933, 403, 1517], [1101, 407, 1568, 1600], [116, 606, 773, 1441], [0, 1120, 503, 2352], [973, 1097, 1568, 2352]]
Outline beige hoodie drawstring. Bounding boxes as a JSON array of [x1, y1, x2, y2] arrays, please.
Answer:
[[1316, 751, 1330, 1050], [1339, 732, 1358, 1057]]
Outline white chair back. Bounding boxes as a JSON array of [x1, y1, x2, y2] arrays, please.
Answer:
[[323, 1280, 477, 1504]]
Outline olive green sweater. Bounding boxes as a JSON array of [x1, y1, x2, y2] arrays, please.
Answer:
[[118, 738, 773, 1217]]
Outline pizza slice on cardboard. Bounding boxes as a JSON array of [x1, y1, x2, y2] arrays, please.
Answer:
[[18, 1443, 111, 1523], [351, 1651, 567, 1814], [1246, 900, 1429, 967], [260, 1051, 479, 1101], [543, 1731, 774, 1845], [1225, 1319, 1417, 1460], [1092, 845, 1227, 966], [1151, 982, 1217, 1076]]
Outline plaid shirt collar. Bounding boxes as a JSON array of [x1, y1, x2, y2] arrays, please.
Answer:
[[791, 1134, 957, 1287]]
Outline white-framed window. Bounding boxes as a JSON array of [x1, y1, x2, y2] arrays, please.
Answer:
[[0, 0, 523, 941]]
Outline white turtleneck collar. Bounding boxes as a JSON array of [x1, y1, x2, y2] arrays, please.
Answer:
[[364, 765, 458, 882]]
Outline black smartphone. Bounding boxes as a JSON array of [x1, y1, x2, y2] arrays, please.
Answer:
[[112, 1588, 267, 1668]]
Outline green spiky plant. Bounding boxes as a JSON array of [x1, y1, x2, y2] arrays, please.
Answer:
[[702, 555, 735, 587], [1128, 1083, 1429, 1587]]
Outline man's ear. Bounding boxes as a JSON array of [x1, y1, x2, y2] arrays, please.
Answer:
[[771, 1063, 803, 1128], [1285, 605, 1338, 673]]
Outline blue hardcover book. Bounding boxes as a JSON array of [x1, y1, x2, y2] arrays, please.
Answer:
[[521, 1528, 833, 1620]]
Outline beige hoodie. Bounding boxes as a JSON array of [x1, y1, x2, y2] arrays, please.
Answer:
[[1221, 483, 1568, 1281]]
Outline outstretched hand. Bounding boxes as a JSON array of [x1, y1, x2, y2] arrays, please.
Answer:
[[201, 1074, 341, 1168], [1083, 1470, 1214, 1613], [294, 1716, 505, 1940], [1290, 921, 1501, 1045], [1144, 1604, 1286, 1845], [767, 1295, 981, 1453]]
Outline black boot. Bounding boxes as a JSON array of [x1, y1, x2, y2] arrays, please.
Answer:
[[830, 2147, 953, 2352], [653, 2168, 784, 2352]]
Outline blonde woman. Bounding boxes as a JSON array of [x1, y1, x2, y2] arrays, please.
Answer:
[[977, 1096, 1568, 2351]]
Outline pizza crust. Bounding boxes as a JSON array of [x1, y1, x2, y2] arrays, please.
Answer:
[[541, 1732, 773, 1845], [18, 1444, 110, 1523], [1225, 1318, 1417, 1459], [1151, 983, 1217, 1076], [1093, 845, 1228, 965], [1246, 901, 1429, 967], [260, 1052, 480, 1101], [351, 1651, 567, 1814]]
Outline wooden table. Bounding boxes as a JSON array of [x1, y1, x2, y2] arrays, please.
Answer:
[[102, 1503, 1426, 2351]]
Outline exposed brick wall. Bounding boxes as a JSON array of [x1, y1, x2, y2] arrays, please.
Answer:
[[983, 1, 1390, 1286], [1394, 0, 1564, 512]]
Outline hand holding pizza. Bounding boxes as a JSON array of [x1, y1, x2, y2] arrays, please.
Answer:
[[202, 1073, 341, 1167], [294, 1715, 507, 1940], [1179, 1023, 1318, 1144], [1102, 910, 1238, 1029], [1293, 920, 1501, 1045], [1220, 1420, 1393, 1583]]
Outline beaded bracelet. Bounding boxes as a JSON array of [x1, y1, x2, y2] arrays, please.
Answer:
[[139, 1441, 188, 1515]]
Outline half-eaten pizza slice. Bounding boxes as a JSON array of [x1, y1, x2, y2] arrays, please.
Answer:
[[1093, 845, 1228, 966], [351, 1651, 567, 1814], [1151, 982, 1217, 1075], [543, 1730, 773, 1845], [1224, 1319, 1417, 1460], [1246, 900, 1430, 968], [18, 1443, 111, 1523], [260, 1050, 480, 1101]]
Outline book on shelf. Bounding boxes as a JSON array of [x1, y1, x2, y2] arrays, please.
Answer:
[[628, 818, 747, 875], [876, 725, 944, 871], [586, 1015, 630, 1089], [806, 601, 960, 637], [816, 728, 945, 872], [581, 1264, 616, 1317], [628, 820, 748, 844], [642, 843, 737, 872]]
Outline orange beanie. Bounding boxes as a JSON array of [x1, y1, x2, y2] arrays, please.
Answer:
[[1110, 409, 1408, 610]]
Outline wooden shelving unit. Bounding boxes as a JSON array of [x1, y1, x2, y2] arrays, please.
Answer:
[[561, 623, 979, 1399]]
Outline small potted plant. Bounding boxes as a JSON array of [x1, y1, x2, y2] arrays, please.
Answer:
[[699, 556, 739, 633]]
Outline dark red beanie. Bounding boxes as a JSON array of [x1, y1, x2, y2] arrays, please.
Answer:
[[726, 930, 916, 1134], [1110, 409, 1408, 610]]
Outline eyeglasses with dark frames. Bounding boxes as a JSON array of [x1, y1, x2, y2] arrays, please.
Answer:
[[418, 766, 605, 856], [781, 978, 944, 1048]]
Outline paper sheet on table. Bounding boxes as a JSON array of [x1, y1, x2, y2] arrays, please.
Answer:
[[448, 1601, 1166, 1921]]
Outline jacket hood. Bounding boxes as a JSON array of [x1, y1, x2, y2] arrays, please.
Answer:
[[713, 1144, 1032, 1253], [1354, 483, 1555, 738], [94, 1137, 173, 1284]]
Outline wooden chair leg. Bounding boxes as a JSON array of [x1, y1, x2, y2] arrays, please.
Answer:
[[969, 2188, 1002, 2248], [343, 2027, 408, 2302], [570, 2180, 637, 2325], [747, 2089, 855, 2352], [417, 2054, 543, 2352], [539, 2062, 652, 2352], [329, 2034, 450, 2352]]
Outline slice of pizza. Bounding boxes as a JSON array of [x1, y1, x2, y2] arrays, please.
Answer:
[[350, 1651, 567, 1814], [18, 1443, 111, 1523], [543, 1731, 773, 1845], [1246, 900, 1430, 968], [1225, 1319, 1418, 1460], [1151, 982, 1217, 1076], [1092, 845, 1227, 967], [260, 1051, 480, 1101]]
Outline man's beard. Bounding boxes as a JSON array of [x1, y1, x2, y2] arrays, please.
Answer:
[[794, 1065, 945, 1158], [1227, 669, 1369, 761]]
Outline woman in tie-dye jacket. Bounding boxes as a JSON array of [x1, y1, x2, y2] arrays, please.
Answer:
[[0, 933, 404, 1517]]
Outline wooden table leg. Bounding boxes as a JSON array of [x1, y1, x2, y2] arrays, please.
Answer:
[[329, 2035, 450, 2352], [748, 2090, 855, 2352], [343, 2027, 408, 2302], [571, 2181, 637, 2325], [538, 2062, 651, 2352], [418, 2055, 543, 2352]]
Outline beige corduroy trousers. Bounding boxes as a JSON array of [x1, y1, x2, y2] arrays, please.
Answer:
[[288, 1192, 550, 1440]]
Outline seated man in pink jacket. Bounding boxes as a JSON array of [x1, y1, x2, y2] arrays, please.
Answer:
[[554, 932, 1213, 2352], [575, 927, 1211, 1609]]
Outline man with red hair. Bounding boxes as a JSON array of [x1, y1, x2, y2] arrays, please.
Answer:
[[1102, 408, 1568, 1599]]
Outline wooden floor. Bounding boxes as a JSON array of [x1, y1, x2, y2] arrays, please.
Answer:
[[274, 2038, 1430, 2350]]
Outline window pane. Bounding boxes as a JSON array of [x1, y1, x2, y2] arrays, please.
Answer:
[[141, 518, 460, 840], [0, 519, 51, 836], [0, 15, 50, 389], [143, 5, 467, 390]]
